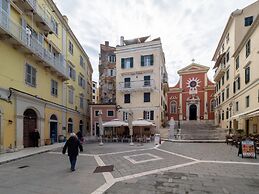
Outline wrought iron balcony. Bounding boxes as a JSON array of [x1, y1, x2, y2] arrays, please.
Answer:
[[117, 79, 155, 92], [0, 8, 68, 80], [13, 0, 55, 33]]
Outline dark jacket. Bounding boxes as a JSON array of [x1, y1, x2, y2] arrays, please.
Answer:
[[62, 136, 83, 157]]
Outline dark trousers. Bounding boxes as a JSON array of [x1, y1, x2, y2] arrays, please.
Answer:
[[34, 139, 39, 147], [69, 156, 77, 170]]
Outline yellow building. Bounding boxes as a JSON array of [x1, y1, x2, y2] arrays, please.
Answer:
[[115, 36, 168, 131], [0, 0, 92, 152], [212, 1, 259, 135]]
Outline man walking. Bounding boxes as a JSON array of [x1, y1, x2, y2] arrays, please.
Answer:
[[62, 133, 83, 171]]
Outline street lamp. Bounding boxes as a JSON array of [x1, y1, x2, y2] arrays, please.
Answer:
[[98, 111, 104, 146], [128, 110, 134, 146], [178, 106, 181, 129]]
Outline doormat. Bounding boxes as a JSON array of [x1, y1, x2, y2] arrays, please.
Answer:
[[18, 165, 29, 169], [93, 165, 114, 173]]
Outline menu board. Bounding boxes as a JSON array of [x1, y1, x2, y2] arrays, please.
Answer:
[[241, 140, 256, 159]]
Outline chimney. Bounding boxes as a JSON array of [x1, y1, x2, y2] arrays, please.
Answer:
[[63, 15, 68, 23], [120, 36, 124, 46], [105, 41, 109, 46]]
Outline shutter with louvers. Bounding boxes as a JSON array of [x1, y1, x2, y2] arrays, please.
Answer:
[[150, 111, 154, 120], [130, 57, 133, 68], [150, 55, 154, 66], [141, 56, 144, 66], [121, 58, 125, 69], [143, 111, 146, 119]]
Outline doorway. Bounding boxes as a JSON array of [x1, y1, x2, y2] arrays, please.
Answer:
[[23, 109, 37, 148], [189, 104, 197, 120], [50, 115, 58, 143]]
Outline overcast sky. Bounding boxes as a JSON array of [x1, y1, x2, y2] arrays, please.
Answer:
[[54, 0, 256, 86]]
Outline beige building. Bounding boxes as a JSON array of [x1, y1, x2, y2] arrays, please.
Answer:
[[212, 1, 259, 135], [115, 36, 168, 131]]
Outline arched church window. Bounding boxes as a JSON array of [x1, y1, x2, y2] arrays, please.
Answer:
[[170, 101, 177, 114]]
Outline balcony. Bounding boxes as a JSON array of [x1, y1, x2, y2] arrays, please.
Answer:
[[213, 63, 227, 81], [13, 0, 54, 33], [117, 80, 155, 93], [0, 8, 68, 80]]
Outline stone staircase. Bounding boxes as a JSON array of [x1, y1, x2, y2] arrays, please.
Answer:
[[175, 120, 228, 140]]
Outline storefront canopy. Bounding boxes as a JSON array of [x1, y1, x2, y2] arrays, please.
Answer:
[[132, 118, 156, 127], [103, 119, 128, 127]]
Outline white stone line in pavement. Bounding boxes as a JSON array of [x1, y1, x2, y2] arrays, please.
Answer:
[[94, 155, 115, 184], [97, 147, 154, 156], [114, 160, 200, 182], [91, 181, 115, 194], [123, 153, 163, 164], [201, 160, 259, 165], [48, 152, 95, 157], [155, 147, 199, 161]]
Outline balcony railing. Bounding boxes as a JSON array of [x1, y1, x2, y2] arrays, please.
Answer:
[[117, 80, 155, 92], [0, 8, 68, 79], [213, 63, 227, 81], [13, 0, 54, 33]]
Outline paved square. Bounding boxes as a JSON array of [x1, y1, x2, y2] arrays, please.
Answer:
[[123, 153, 163, 164]]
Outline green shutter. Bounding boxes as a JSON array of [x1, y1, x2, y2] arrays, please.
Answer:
[[141, 56, 144, 66], [143, 111, 146, 119], [150, 55, 154, 66], [150, 111, 154, 120], [130, 57, 133, 68], [121, 58, 125, 69]]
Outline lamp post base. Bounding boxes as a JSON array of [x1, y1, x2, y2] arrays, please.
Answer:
[[99, 142, 104, 146]]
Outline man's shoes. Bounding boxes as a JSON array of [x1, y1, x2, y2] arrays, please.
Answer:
[[71, 168, 75, 171]]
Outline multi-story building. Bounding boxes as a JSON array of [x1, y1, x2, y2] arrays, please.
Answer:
[[167, 63, 215, 122], [99, 41, 116, 104], [0, 0, 92, 152], [115, 36, 168, 130], [92, 81, 98, 104], [212, 1, 259, 135]]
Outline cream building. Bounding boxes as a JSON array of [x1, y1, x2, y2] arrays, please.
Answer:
[[212, 1, 259, 135], [115, 36, 168, 131], [0, 0, 92, 152]]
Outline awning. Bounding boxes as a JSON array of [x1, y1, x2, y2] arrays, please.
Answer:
[[132, 118, 156, 127], [103, 119, 128, 127], [213, 52, 226, 69]]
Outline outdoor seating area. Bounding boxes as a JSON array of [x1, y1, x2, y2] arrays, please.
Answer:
[[226, 129, 259, 154], [101, 135, 154, 143]]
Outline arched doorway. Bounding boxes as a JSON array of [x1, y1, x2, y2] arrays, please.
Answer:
[[23, 109, 37, 148], [50, 115, 58, 143], [189, 104, 197, 120], [68, 118, 73, 133], [79, 120, 83, 135]]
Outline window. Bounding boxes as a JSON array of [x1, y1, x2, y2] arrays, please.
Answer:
[[51, 16, 58, 35], [171, 101, 177, 114], [244, 16, 253, 26], [141, 55, 154, 66], [235, 56, 239, 70], [121, 57, 133, 69], [123, 112, 128, 121], [237, 76, 240, 90], [80, 56, 85, 68], [78, 75, 85, 88], [107, 110, 114, 117], [108, 55, 116, 63], [222, 75, 225, 85], [236, 101, 239, 112], [124, 77, 131, 88], [222, 91, 225, 102], [219, 95, 221, 105], [246, 39, 251, 58], [226, 69, 229, 80], [68, 66, 76, 80], [246, 96, 250, 108], [25, 64, 36, 87], [143, 110, 154, 120], [233, 81, 236, 94], [124, 94, 130, 103], [144, 92, 150, 102], [107, 69, 116, 77], [80, 96, 84, 109], [68, 89, 74, 104], [95, 110, 99, 117], [226, 32, 229, 44], [222, 111, 224, 121], [51, 79, 58, 97], [210, 100, 215, 112], [144, 75, 151, 86], [226, 87, 229, 99], [245, 66, 250, 84], [221, 43, 224, 52], [69, 40, 73, 55], [226, 108, 229, 119], [93, 89, 96, 94], [226, 52, 229, 63]]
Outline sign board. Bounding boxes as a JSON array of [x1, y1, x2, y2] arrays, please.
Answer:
[[154, 134, 160, 145], [241, 140, 256, 159]]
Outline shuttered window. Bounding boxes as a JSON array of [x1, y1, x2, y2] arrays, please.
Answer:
[[25, 64, 36, 87], [121, 57, 133, 69]]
